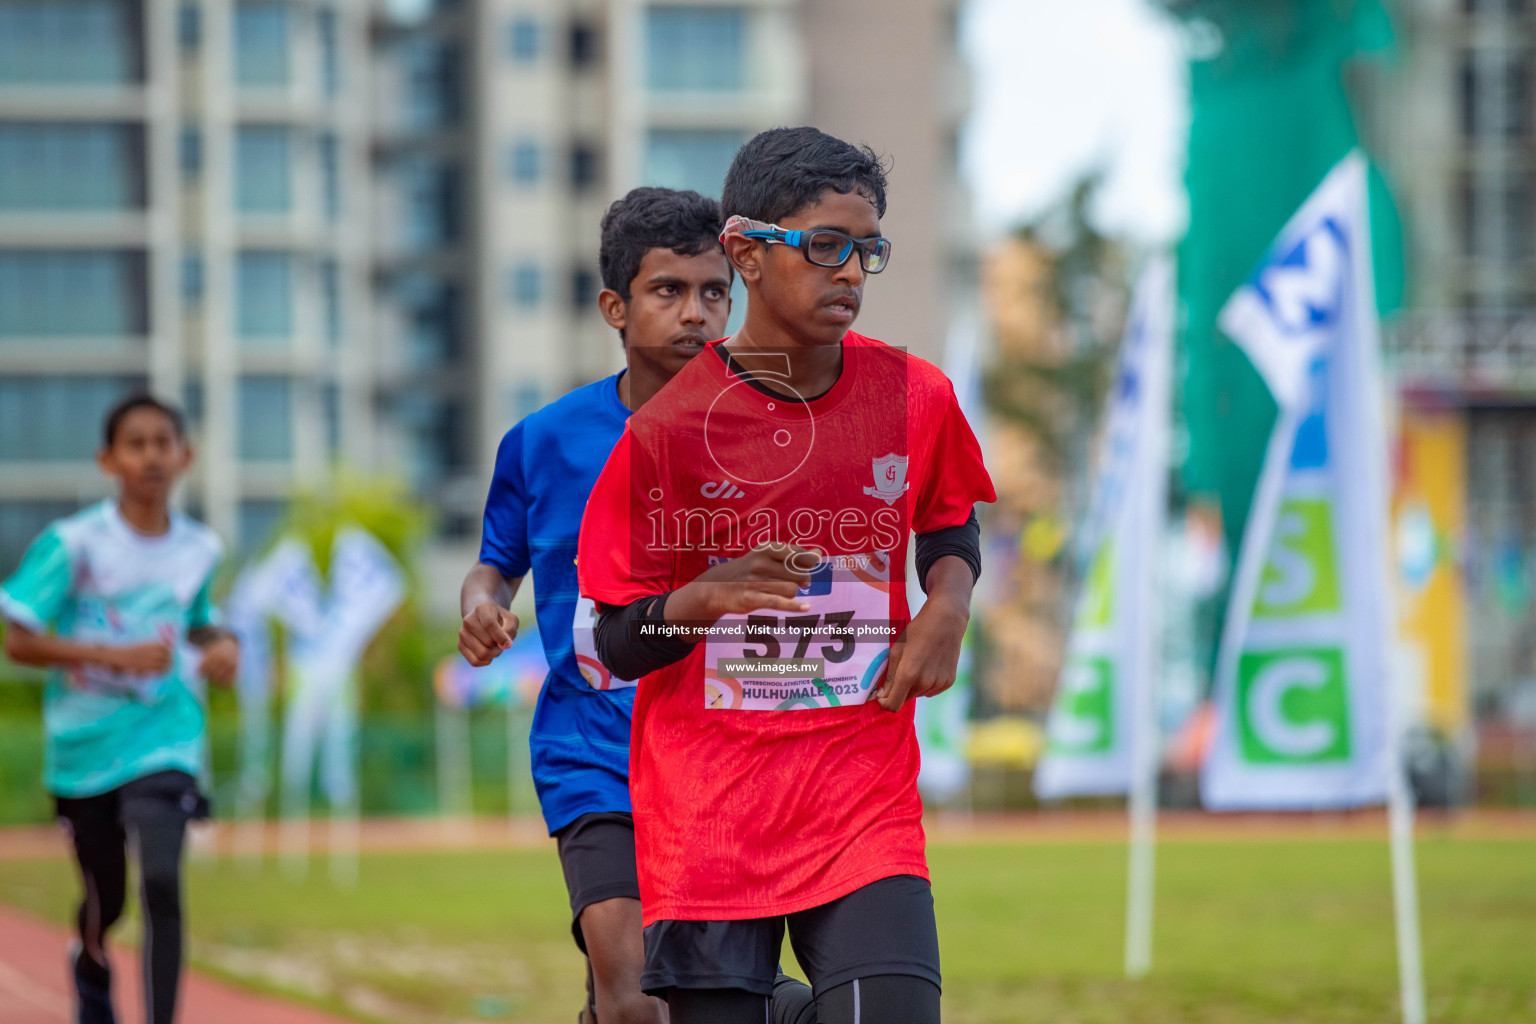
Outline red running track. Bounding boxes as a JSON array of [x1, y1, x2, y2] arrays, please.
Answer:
[[0, 903, 353, 1024]]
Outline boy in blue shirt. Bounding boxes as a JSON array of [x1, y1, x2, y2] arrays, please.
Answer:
[[458, 187, 732, 1024], [0, 394, 239, 1024]]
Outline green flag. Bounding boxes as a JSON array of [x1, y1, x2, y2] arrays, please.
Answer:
[[1169, 0, 1404, 555]]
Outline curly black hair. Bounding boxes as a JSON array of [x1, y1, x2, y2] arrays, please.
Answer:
[[103, 393, 185, 447], [598, 187, 729, 301], [721, 127, 889, 226]]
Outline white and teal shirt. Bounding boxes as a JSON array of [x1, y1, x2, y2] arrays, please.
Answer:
[[0, 500, 223, 797]]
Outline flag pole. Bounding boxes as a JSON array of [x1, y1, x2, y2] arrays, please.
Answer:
[[1124, 545, 1161, 979], [1381, 427, 1426, 1024], [1349, 153, 1426, 1024], [1382, 485, 1425, 1024], [1387, 754, 1426, 1024], [1124, 682, 1158, 978], [1125, 257, 1173, 979]]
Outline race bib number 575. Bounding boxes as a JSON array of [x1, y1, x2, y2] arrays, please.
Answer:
[[703, 552, 897, 711]]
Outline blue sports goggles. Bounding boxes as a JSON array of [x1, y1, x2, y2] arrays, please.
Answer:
[[739, 224, 893, 274]]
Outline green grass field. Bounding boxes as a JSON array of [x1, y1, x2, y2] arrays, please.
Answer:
[[1, 833, 1532, 1023]]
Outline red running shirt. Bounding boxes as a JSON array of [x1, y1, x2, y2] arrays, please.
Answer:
[[578, 334, 995, 924]]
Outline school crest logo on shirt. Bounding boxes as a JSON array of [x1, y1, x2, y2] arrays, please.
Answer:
[[862, 454, 909, 505]]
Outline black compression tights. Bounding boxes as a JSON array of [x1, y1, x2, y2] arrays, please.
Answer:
[[667, 975, 941, 1024], [57, 772, 194, 1024]]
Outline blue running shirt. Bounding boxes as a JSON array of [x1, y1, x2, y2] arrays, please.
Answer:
[[479, 373, 635, 833], [0, 500, 222, 797]]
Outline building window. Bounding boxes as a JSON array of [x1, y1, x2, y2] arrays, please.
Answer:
[[1459, 51, 1476, 136], [393, 154, 460, 252], [508, 382, 542, 424], [506, 139, 541, 185], [393, 392, 466, 492], [0, 0, 141, 85], [236, 125, 292, 214], [1513, 180, 1536, 261], [570, 143, 600, 191], [569, 20, 599, 68], [319, 131, 340, 220], [571, 267, 597, 311], [645, 8, 745, 92], [318, 5, 340, 96], [0, 123, 146, 211], [239, 375, 292, 461], [238, 499, 286, 555], [1458, 48, 1533, 138], [396, 36, 462, 131], [0, 250, 147, 337], [1507, 54, 1532, 137], [643, 129, 745, 199], [1457, 172, 1536, 261], [236, 251, 293, 342], [507, 16, 541, 63], [322, 381, 341, 454], [321, 258, 341, 345], [182, 251, 203, 307], [0, 501, 78, 577], [509, 263, 543, 309], [0, 375, 147, 462], [180, 126, 202, 178], [178, 1, 199, 50], [392, 273, 459, 370], [183, 379, 203, 429], [235, 1, 291, 89]]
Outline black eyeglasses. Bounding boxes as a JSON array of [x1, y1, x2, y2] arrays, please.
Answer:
[[740, 224, 893, 274]]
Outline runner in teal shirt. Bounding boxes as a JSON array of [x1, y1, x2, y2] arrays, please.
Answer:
[[0, 394, 238, 1024], [2, 498, 222, 795]]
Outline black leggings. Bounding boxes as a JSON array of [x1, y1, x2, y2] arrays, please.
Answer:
[[55, 770, 202, 1024], [668, 974, 942, 1024]]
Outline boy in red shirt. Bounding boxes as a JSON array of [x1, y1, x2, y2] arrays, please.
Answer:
[[578, 126, 993, 1024]]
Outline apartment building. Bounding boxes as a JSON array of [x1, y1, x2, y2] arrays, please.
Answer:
[[0, 0, 376, 565], [1373, 0, 1536, 711], [0, 0, 972, 578]]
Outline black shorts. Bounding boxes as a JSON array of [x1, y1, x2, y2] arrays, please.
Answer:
[[54, 769, 210, 825], [554, 811, 642, 953], [640, 874, 941, 998]]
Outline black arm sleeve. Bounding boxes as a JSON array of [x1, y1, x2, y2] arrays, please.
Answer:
[[914, 507, 981, 594], [593, 591, 697, 680]]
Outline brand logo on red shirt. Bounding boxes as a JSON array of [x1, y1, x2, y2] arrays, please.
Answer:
[[862, 454, 909, 505], [700, 479, 746, 500]]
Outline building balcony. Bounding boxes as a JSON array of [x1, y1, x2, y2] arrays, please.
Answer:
[[639, 87, 799, 129], [0, 210, 152, 246], [233, 215, 334, 252], [0, 461, 108, 499], [1387, 309, 1536, 400], [0, 336, 148, 372], [0, 86, 149, 121]]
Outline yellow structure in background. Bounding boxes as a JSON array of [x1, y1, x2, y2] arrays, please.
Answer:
[[977, 238, 1068, 712], [1393, 410, 1470, 737]]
